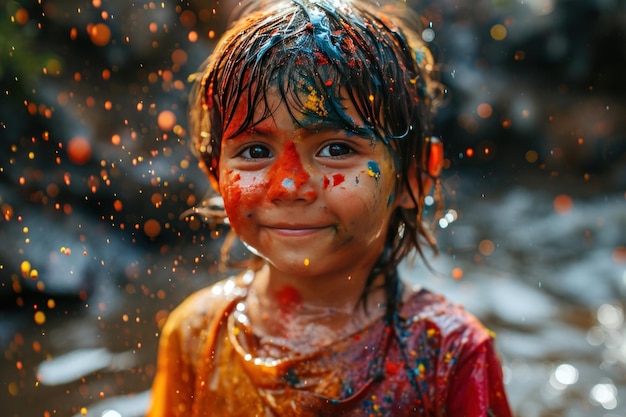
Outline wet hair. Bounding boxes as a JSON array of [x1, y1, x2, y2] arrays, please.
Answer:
[[189, 0, 444, 311]]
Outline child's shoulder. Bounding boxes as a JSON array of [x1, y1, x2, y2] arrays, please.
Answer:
[[400, 285, 494, 348], [161, 270, 251, 339], [156, 271, 252, 364]]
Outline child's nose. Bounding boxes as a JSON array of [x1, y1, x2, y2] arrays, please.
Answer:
[[266, 141, 318, 203]]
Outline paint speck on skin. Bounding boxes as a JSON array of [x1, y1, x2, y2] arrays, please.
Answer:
[[367, 161, 380, 181], [323, 174, 345, 189], [276, 285, 303, 313], [332, 173, 345, 186], [282, 178, 295, 191]]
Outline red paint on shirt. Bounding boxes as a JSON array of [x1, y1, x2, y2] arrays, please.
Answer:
[[147, 281, 514, 417], [385, 360, 400, 376]]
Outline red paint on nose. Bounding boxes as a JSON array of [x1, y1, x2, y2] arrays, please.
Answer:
[[266, 141, 316, 200]]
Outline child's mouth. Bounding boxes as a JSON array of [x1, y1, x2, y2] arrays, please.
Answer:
[[263, 225, 329, 237]]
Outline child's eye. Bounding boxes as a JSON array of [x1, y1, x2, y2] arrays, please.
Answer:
[[239, 144, 272, 159], [318, 143, 353, 158]]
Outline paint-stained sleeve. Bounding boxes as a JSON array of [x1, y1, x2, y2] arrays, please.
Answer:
[[145, 301, 197, 417], [445, 337, 513, 417], [145, 278, 245, 417]]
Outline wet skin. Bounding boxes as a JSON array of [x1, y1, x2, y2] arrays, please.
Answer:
[[218, 92, 412, 339]]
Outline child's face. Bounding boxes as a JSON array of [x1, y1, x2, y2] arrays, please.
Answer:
[[218, 90, 405, 280]]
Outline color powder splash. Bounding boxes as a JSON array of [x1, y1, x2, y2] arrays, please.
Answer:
[[367, 161, 380, 181], [276, 285, 303, 313], [267, 141, 316, 200], [323, 173, 345, 189]]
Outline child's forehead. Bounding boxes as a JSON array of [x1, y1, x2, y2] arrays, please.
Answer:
[[228, 100, 375, 141], [226, 83, 374, 136]]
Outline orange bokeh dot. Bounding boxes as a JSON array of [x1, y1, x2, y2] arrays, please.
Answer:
[[612, 246, 626, 263], [157, 110, 177, 132], [476, 103, 493, 119], [553, 194, 573, 215], [89, 23, 111, 47], [20, 261, 31, 278], [466, 148, 474, 157], [113, 199, 123, 212], [34, 311, 46, 325], [155, 309, 170, 329], [15, 8, 29, 25], [151, 193, 163, 207], [180, 10, 197, 27], [451, 267, 464, 280], [478, 240, 495, 256], [67, 136, 92, 165], [162, 70, 174, 82], [171, 49, 188, 66], [144, 219, 162, 239]]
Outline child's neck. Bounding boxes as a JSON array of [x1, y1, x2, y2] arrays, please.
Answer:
[[246, 264, 388, 351]]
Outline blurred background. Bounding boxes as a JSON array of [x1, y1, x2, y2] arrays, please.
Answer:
[[1, 0, 624, 416]]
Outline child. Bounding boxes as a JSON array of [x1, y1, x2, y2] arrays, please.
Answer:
[[147, 0, 513, 415]]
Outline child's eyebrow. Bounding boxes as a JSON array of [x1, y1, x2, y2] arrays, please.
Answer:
[[224, 125, 271, 141], [301, 121, 376, 139], [225, 122, 376, 140]]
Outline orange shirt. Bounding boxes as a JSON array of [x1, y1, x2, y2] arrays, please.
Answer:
[[147, 273, 513, 416]]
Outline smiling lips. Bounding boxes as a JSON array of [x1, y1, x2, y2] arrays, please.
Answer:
[[263, 224, 330, 237]]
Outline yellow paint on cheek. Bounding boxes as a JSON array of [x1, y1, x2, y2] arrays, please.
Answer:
[[367, 161, 381, 181]]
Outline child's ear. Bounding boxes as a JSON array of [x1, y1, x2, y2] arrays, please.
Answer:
[[398, 138, 443, 209]]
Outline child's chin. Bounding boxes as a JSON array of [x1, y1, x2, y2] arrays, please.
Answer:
[[267, 257, 322, 275]]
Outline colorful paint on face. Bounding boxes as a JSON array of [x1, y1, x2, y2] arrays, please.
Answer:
[[219, 92, 403, 284], [332, 173, 345, 186], [221, 170, 243, 221], [367, 161, 381, 181], [323, 173, 345, 189], [267, 141, 316, 201], [387, 192, 395, 207]]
